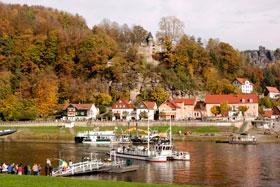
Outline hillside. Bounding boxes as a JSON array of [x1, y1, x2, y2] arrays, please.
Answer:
[[0, 3, 280, 121]]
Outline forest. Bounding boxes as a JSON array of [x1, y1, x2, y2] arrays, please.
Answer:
[[0, 3, 279, 121]]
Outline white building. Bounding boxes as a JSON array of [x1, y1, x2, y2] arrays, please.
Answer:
[[232, 78, 254, 94], [136, 101, 157, 120], [264, 86, 280, 99], [62, 104, 99, 121], [112, 99, 136, 121]]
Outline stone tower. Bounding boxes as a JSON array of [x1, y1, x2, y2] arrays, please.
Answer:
[[138, 32, 161, 66]]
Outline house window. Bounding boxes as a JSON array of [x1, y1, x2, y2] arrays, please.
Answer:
[[242, 99, 245, 103], [81, 112, 84, 115], [123, 105, 125, 108], [187, 106, 190, 109], [119, 100, 122, 103], [172, 108, 175, 111], [248, 106, 250, 109], [116, 105, 118, 108], [253, 106, 255, 109]]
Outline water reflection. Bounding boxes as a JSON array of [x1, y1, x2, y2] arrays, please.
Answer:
[[1, 140, 280, 186]]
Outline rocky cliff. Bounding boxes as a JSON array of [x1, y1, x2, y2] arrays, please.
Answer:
[[244, 46, 280, 68]]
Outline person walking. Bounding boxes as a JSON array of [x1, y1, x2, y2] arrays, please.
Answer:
[[69, 160, 73, 169], [44, 165, 49, 176], [32, 164, 38, 176], [17, 164, 23, 175]]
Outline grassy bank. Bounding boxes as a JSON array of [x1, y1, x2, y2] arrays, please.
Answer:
[[0, 126, 235, 141], [0, 174, 195, 187]]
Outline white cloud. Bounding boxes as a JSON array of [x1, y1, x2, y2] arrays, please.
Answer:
[[1, 0, 280, 50]]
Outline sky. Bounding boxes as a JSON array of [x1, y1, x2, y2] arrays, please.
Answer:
[[1, 0, 280, 50]]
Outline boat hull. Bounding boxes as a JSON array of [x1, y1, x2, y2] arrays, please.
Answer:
[[0, 130, 17, 136], [114, 152, 167, 162], [82, 141, 131, 144]]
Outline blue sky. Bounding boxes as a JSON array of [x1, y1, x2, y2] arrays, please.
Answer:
[[2, 0, 280, 50]]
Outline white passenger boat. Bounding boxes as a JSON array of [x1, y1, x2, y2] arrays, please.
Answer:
[[75, 131, 131, 144], [112, 146, 167, 162], [0, 129, 17, 136]]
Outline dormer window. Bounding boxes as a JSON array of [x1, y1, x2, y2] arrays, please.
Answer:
[[242, 99, 245, 103], [245, 81, 249, 85], [116, 105, 118, 108], [249, 99, 253, 103]]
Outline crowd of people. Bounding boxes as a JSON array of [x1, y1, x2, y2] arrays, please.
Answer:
[[0, 163, 53, 176]]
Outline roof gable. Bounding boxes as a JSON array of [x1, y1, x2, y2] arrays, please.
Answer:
[[63, 104, 94, 110], [234, 78, 254, 85], [112, 98, 136, 109], [265, 86, 280, 93]]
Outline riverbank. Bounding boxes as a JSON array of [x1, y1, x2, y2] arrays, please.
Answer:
[[1, 125, 280, 143], [0, 174, 195, 187], [0, 126, 235, 142]]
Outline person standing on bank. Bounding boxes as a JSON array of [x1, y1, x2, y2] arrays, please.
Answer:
[[44, 165, 49, 176], [32, 164, 38, 176], [17, 164, 23, 175], [49, 164, 53, 176]]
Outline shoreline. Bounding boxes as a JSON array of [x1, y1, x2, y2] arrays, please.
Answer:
[[1, 125, 280, 143]]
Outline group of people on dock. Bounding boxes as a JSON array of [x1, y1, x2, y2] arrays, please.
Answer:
[[0, 162, 53, 176]]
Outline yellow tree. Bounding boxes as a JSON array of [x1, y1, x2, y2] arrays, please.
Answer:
[[220, 101, 230, 117], [210, 106, 220, 116], [32, 71, 58, 116]]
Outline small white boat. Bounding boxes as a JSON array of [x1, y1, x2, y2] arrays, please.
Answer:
[[171, 151, 191, 161]]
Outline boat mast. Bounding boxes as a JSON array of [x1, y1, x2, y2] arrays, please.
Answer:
[[148, 119, 150, 156], [170, 118, 172, 146]]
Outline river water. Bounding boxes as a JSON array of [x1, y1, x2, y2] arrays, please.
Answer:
[[1, 140, 280, 187]]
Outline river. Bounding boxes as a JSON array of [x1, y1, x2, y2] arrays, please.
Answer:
[[1, 140, 280, 187]]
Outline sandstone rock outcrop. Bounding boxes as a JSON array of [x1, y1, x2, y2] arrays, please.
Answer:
[[244, 46, 280, 68]]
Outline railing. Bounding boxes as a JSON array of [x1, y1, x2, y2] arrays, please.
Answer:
[[53, 160, 103, 176]]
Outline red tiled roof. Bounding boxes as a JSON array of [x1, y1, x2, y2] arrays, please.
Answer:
[[160, 99, 180, 108], [234, 78, 254, 85], [112, 98, 136, 109], [263, 110, 273, 118], [63, 104, 93, 110], [205, 94, 258, 104], [265, 86, 280, 93], [142, 101, 156, 110], [173, 99, 195, 105]]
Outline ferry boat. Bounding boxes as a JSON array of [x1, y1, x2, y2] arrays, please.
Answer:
[[111, 120, 191, 162], [229, 134, 257, 145], [75, 131, 131, 144], [112, 146, 167, 162]]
